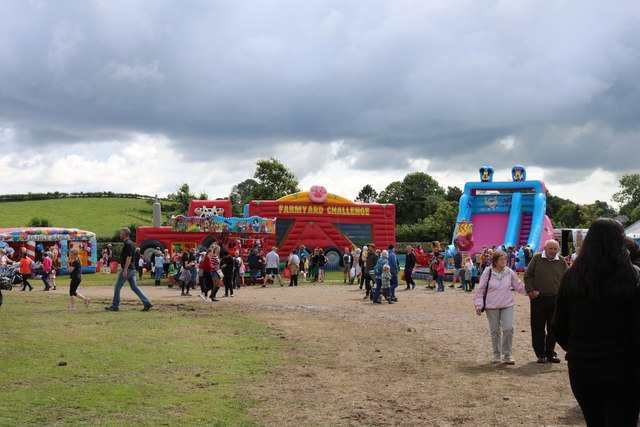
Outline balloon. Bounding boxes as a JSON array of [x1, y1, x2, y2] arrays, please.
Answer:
[[454, 232, 474, 251]]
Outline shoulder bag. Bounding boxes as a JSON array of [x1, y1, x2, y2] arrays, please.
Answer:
[[481, 268, 492, 313]]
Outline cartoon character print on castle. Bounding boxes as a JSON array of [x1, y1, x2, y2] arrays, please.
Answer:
[[479, 166, 494, 182], [511, 165, 527, 182], [484, 196, 498, 211], [309, 186, 328, 203], [194, 205, 225, 217]]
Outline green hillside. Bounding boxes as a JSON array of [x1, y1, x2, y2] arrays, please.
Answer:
[[0, 198, 169, 238]]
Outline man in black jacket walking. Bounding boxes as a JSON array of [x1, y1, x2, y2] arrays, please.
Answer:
[[404, 245, 417, 290]]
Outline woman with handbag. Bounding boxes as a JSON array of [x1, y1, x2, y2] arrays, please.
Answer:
[[474, 250, 527, 364], [209, 245, 222, 301], [198, 249, 214, 302], [180, 250, 194, 296]]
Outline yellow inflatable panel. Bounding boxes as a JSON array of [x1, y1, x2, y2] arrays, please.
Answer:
[[276, 191, 355, 204]]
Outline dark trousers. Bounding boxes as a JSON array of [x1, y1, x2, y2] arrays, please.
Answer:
[[223, 275, 233, 296], [200, 272, 213, 296], [290, 274, 298, 286], [569, 363, 640, 426], [404, 269, 415, 288], [372, 278, 383, 302], [249, 268, 259, 285], [364, 273, 374, 296], [530, 296, 558, 358], [41, 271, 50, 289], [19, 273, 32, 290], [389, 272, 398, 298]]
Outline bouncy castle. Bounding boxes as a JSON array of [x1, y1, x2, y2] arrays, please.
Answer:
[[247, 185, 396, 266], [0, 227, 98, 274], [452, 166, 555, 254]]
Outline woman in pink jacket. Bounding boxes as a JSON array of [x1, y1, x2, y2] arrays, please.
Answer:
[[474, 250, 527, 364]]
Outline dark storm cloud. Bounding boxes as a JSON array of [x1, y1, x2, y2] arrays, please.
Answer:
[[2, 0, 640, 175]]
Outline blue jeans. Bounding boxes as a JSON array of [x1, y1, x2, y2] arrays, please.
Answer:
[[389, 272, 398, 298], [111, 269, 150, 308], [249, 268, 259, 284], [41, 271, 50, 289], [154, 265, 163, 280], [437, 275, 444, 292], [189, 266, 197, 285], [372, 278, 383, 302]]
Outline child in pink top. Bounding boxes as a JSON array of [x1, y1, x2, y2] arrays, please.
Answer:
[[41, 252, 53, 291]]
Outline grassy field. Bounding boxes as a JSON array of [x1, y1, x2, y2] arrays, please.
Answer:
[[0, 198, 165, 238], [0, 292, 285, 426]]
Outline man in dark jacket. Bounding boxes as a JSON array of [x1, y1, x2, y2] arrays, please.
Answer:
[[451, 248, 463, 288], [364, 244, 378, 299], [404, 245, 417, 290], [247, 249, 262, 286], [524, 240, 567, 363], [105, 228, 153, 312]]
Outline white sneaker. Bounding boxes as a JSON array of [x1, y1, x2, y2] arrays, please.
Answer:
[[491, 355, 501, 363], [198, 294, 206, 302], [504, 355, 515, 365], [205, 298, 212, 302]]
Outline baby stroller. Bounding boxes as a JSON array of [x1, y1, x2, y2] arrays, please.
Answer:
[[0, 264, 21, 291], [0, 264, 20, 307]]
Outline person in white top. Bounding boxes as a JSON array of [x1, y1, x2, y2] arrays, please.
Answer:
[[570, 247, 580, 265], [0, 249, 13, 276], [463, 257, 474, 291], [264, 247, 283, 286], [287, 249, 300, 287]]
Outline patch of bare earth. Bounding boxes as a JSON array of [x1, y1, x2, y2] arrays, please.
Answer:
[[60, 284, 584, 426]]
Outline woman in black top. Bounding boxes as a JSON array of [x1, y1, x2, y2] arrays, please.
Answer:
[[309, 248, 319, 282], [220, 253, 235, 297], [552, 218, 640, 426], [317, 249, 328, 282], [66, 249, 90, 310]]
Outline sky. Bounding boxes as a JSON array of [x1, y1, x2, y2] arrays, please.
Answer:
[[1, 0, 639, 206]]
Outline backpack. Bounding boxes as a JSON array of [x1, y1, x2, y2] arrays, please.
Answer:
[[374, 262, 383, 276]]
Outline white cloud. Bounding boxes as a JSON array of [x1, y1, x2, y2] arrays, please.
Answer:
[[0, 130, 623, 216], [498, 135, 516, 150]]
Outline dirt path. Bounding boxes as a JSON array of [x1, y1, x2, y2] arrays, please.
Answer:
[[50, 282, 584, 426]]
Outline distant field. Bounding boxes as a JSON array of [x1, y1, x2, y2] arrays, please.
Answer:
[[0, 198, 169, 238]]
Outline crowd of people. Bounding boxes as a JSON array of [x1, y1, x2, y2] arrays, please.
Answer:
[[2, 219, 640, 424]]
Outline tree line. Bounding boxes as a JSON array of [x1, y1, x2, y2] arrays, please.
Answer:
[[0, 191, 158, 203], [169, 157, 300, 218], [359, 173, 636, 243], [156, 161, 640, 244], [8, 158, 638, 244]]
